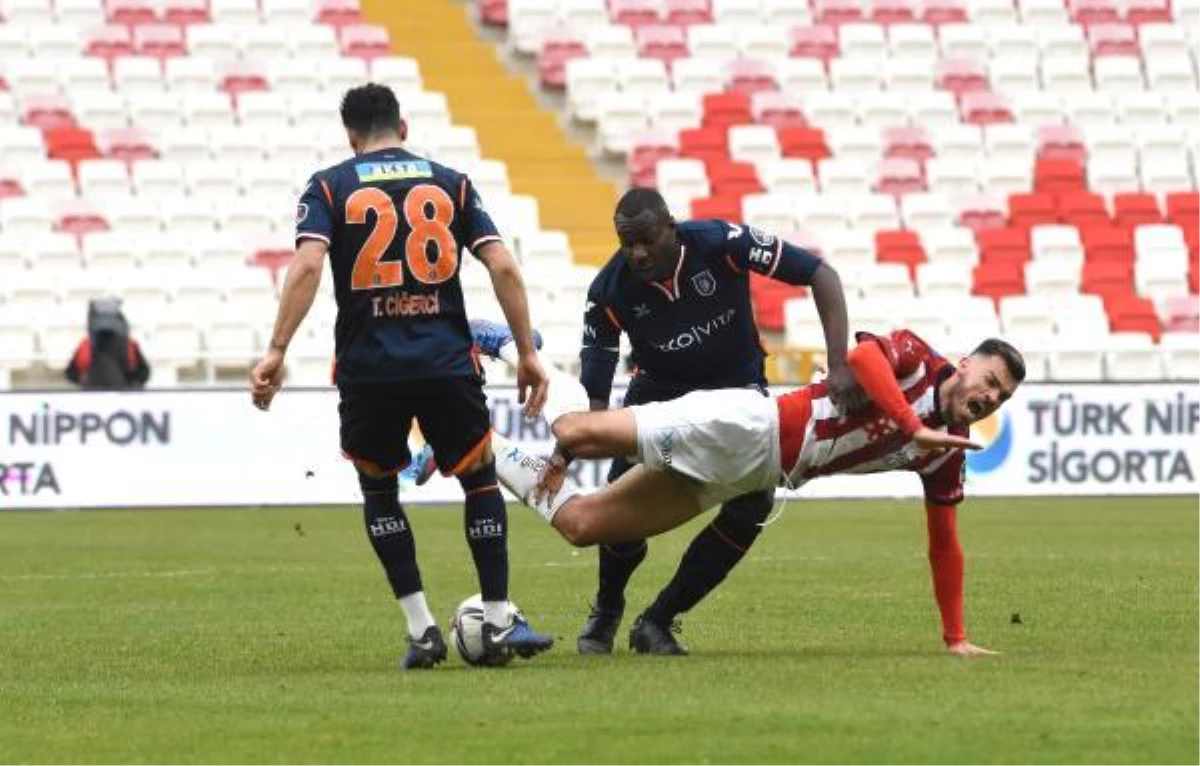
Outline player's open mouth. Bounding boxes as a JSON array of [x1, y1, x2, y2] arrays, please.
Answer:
[[967, 400, 982, 418]]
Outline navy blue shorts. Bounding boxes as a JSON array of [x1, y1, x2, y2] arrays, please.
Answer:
[[338, 375, 491, 476]]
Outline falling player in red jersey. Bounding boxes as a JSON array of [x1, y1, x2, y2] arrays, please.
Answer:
[[484, 327, 1025, 656]]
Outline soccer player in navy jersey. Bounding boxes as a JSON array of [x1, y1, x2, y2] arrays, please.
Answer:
[[574, 187, 865, 655], [481, 326, 1024, 656], [249, 83, 553, 669]]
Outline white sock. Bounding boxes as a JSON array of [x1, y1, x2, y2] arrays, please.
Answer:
[[491, 432, 581, 522], [483, 600, 509, 626], [497, 341, 591, 426], [398, 592, 436, 639]]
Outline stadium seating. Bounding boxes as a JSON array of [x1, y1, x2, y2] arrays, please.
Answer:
[[0, 0, 585, 387], [493, 0, 1198, 380]]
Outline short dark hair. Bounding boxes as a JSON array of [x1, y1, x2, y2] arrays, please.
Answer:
[[971, 338, 1026, 383], [340, 83, 402, 138], [615, 187, 671, 224]]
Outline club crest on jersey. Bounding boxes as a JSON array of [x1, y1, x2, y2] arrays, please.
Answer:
[[690, 270, 716, 297], [748, 226, 776, 247], [296, 202, 309, 224]]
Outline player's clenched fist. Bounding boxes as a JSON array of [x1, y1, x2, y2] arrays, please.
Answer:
[[251, 348, 285, 411]]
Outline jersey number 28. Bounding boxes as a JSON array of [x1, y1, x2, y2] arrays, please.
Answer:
[[347, 184, 458, 290]]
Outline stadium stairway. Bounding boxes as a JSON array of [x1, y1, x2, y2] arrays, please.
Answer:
[[360, 0, 621, 266]]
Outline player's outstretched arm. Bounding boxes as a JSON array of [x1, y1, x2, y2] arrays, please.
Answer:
[[251, 239, 325, 411], [476, 241, 548, 417], [926, 501, 998, 657]]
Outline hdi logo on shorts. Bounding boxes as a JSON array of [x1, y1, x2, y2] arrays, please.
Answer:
[[657, 430, 675, 465], [369, 516, 408, 538]]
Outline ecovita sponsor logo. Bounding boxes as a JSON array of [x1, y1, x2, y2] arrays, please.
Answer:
[[966, 412, 1013, 475]]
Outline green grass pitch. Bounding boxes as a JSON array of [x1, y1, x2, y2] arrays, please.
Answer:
[[1, 496, 1196, 764]]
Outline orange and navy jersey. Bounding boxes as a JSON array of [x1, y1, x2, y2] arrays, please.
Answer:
[[296, 148, 502, 386], [777, 329, 968, 506], [579, 220, 824, 398]]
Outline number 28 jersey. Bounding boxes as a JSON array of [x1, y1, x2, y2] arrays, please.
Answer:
[[296, 148, 502, 386]]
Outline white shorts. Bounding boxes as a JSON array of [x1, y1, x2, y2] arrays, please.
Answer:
[[630, 388, 781, 511]]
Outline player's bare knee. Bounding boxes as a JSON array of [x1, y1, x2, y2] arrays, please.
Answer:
[[553, 507, 594, 547], [354, 459, 392, 481], [551, 413, 591, 454], [457, 442, 495, 477]]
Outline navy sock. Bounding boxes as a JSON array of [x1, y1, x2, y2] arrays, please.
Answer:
[[459, 462, 508, 603], [360, 473, 423, 598], [642, 491, 772, 626], [596, 540, 647, 611]]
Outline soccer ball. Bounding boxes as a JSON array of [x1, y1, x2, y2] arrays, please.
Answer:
[[449, 593, 523, 667]]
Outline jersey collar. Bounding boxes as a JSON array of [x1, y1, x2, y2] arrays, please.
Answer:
[[646, 244, 687, 302]]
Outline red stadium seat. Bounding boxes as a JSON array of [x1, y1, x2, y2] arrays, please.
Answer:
[[956, 194, 1007, 232], [162, 0, 210, 25], [936, 58, 989, 97], [921, 0, 968, 24], [54, 200, 109, 239], [1036, 125, 1087, 164], [133, 24, 187, 59], [1033, 158, 1087, 195], [972, 261, 1026, 302], [976, 227, 1030, 264], [749, 274, 806, 331], [701, 92, 752, 129], [1008, 192, 1058, 229], [751, 92, 806, 130], [1081, 259, 1133, 297], [97, 127, 156, 162], [339, 24, 391, 58], [634, 24, 688, 64], [1105, 294, 1162, 339], [707, 159, 762, 197], [316, 0, 363, 27], [691, 194, 744, 221], [778, 126, 831, 164], [219, 60, 269, 96], [0, 169, 24, 199], [882, 126, 933, 161], [875, 229, 926, 277], [612, 0, 662, 27], [538, 33, 588, 89], [1087, 23, 1139, 55], [1165, 192, 1198, 229], [727, 59, 778, 95], [106, 0, 157, 26], [1159, 295, 1199, 332], [959, 91, 1014, 125], [627, 130, 679, 187], [24, 96, 76, 132], [871, 0, 917, 24], [664, 0, 713, 25], [874, 157, 926, 197], [479, 0, 508, 26], [45, 127, 101, 164], [1123, 0, 1172, 24], [788, 25, 839, 62], [814, 0, 865, 24], [1070, 0, 1121, 25], [1057, 192, 1110, 228], [679, 126, 729, 165], [1081, 225, 1135, 263], [84, 25, 135, 62], [1112, 192, 1162, 228]]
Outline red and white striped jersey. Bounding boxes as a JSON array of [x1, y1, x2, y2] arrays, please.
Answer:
[[776, 329, 969, 506]]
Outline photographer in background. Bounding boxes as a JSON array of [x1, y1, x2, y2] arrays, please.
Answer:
[[64, 298, 150, 391]]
